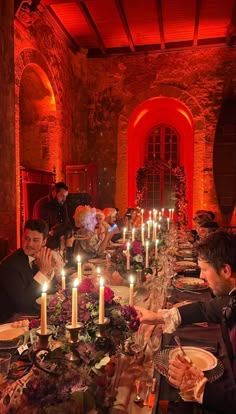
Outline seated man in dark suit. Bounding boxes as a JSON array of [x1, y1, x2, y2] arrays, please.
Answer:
[[32, 182, 69, 229], [0, 219, 56, 323]]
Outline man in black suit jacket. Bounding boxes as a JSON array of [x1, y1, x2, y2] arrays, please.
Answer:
[[32, 182, 69, 229], [0, 219, 56, 322], [136, 231, 236, 413]]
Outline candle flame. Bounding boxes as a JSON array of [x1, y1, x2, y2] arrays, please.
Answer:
[[42, 282, 48, 293], [146, 240, 149, 247], [129, 275, 134, 284], [77, 255, 81, 263], [96, 266, 101, 274], [61, 269, 65, 276], [73, 278, 79, 288], [99, 277, 104, 287], [127, 241, 130, 249], [156, 239, 159, 245]]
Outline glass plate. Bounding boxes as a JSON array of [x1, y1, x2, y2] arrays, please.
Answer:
[[173, 277, 208, 291], [88, 258, 107, 265], [154, 349, 224, 382]]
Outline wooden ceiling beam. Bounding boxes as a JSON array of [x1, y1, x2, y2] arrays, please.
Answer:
[[42, 0, 73, 5], [193, 0, 202, 46], [115, 0, 135, 52], [45, 5, 80, 53], [155, 0, 165, 49], [75, 0, 106, 55]]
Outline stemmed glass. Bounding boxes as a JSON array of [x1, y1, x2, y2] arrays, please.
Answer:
[[146, 325, 162, 367]]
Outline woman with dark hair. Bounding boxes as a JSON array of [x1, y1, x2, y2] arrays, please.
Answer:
[[46, 223, 76, 270]]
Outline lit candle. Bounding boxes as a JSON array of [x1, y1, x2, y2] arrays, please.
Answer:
[[132, 227, 135, 242], [141, 224, 145, 245], [153, 209, 157, 222], [145, 240, 149, 268], [129, 275, 134, 306], [40, 283, 48, 335], [149, 210, 152, 221], [167, 217, 170, 231], [152, 222, 157, 241], [141, 209, 144, 226], [171, 208, 174, 220], [61, 269, 66, 290], [123, 227, 127, 243], [147, 220, 151, 239], [155, 239, 159, 259], [77, 255, 82, 282], [72, 278, 78, 328], [126, 241, 130, 270], [99, 277, 105, 324]]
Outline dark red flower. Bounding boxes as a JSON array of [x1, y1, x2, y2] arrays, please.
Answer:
[[104, 286, 114, 303], [78, 277, 95, 294]]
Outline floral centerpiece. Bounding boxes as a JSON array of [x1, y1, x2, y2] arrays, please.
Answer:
[[4, 278, 140, 414], [110, 240, 145, 277]]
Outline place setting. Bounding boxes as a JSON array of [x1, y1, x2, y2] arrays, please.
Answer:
[[172, 276, 209, 293], [154, 338, 224, 385]]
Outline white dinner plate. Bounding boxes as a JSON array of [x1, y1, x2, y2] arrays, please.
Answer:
[[0, 323, 28, 341], [169, 346, 217, 371]]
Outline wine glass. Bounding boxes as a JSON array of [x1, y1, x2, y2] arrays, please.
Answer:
[[130, 325, 147, 365], [147, 325, 162, 366]]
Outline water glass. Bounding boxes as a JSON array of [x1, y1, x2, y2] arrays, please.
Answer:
[[0, 352, 11, 380]]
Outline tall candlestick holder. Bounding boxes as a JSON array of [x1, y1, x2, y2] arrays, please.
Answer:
[[65, 322, 83, 361], [36, 328, 54, 350], [94, 317, 111, 351]]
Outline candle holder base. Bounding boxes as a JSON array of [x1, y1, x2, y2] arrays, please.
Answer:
[[65, 323, 83, 361], [94, 317, 110, 337], [36, 328, 54, 350], [94, 318, 111, 351]]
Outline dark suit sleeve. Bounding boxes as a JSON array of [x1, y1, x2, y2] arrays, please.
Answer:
[[32, 199, 50, 223], [0, 260, 41, 313], [203, 381, 236, 414], [178, 296, 230, 325]]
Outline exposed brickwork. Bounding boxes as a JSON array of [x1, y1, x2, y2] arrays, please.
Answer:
[[87, 47, 236, 224]]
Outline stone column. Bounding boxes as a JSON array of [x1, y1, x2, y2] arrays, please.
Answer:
[[0, 0, 16, 249]]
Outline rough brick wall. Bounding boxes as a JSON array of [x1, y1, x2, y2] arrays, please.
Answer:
[[87, 47, 236, 225]]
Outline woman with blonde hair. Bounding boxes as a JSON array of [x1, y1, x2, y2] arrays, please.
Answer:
[[73, 205, 117, 258]]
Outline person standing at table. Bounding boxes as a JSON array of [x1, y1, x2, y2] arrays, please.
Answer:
[[0, 219, 56, 323], [32, 182, 69, 229]]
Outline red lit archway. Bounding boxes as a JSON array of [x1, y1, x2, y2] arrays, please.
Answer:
[[128, 97, 194, 222]]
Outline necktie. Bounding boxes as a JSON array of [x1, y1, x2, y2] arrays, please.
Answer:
[[31, 260, 39, 276]]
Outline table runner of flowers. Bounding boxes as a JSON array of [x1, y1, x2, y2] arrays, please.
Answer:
[[0, 278, 140, 414]]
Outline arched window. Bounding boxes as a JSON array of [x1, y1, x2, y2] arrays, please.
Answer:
[[144, 124, 180, 209]]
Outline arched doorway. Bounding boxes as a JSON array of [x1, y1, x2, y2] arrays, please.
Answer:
[[19, 64, 57, 171], [128, 97, 194, 222]]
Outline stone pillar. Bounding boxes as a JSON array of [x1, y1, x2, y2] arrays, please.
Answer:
[[0, 0, 16, 249]]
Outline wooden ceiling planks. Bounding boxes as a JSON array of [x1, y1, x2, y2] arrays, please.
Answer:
[[40, 0, 235, 56]]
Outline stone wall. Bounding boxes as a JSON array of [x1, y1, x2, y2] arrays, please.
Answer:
[[13, 12, 89, 246], [87, 47, 236, 224]]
